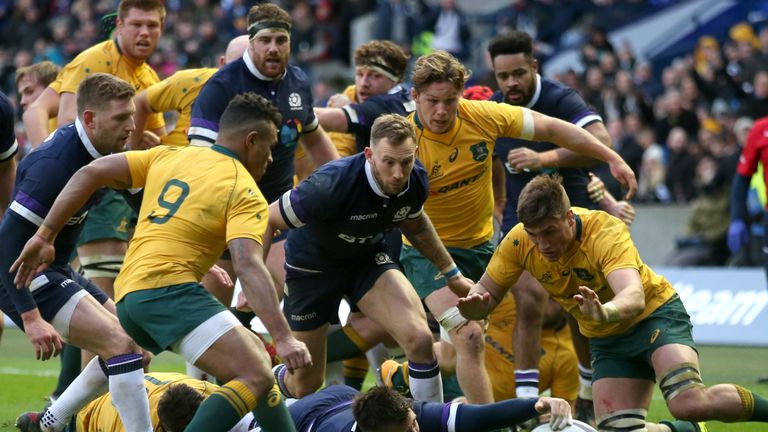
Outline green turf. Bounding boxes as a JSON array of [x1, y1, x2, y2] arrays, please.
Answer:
[[2, 327, 768, 431]]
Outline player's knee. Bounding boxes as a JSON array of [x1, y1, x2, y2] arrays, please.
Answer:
[[596, 409, 647, 432], [451, 321, 485, 356], [290, 374, 324, 397], [667, 388, 710, 421], [515, 285, 547, 321], [96, 327, 140, 358], [237, 371, 280, 398], [398, 327, 434, 361]]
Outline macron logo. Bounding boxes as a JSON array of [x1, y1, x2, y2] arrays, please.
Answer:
[[350, 213, 377, 221]]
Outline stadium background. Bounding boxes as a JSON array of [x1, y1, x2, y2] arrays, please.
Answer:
[[2, 0, 768, 430]]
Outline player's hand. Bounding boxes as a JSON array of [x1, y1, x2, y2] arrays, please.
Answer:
[[535, 396, 573, 430], [274, 336, 312, 373], [573, 286, 612, 323], [22, 314, 63, 361], [11, 234, 55, 289], [607, 200, 636, 226], [607, 158, 637, 200], [727, 219, 749, 254], [135, 130, 161, 150], [207, 264, 233, 290], [327, 93, 351, 108], [446, 275, 474, 297], [507, 148, 542, 172], [587, 172, 606, 203], [456, 292, 492, 320]]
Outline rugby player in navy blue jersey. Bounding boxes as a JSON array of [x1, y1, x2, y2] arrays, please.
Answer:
[[266, 114, 473, 402], [4, 74, 152, 432], [314, 40, 415, 154], [220, 385, 572, 432], [188, 2, 338, 313], [487, 30, 633, 422], [0, 91, 18, 345]]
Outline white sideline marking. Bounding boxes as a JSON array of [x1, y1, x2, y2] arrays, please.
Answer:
[[0, 367, 58, 377]]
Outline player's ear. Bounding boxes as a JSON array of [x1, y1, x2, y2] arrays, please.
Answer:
[[411, 87, 418, 101], [363, 146, 374, 162], [82, 110, 96, 128]]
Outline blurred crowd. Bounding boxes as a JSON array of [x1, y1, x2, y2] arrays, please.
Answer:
[[1, 0, 767, 266]]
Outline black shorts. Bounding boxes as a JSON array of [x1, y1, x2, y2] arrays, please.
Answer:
[[283, 251, 399, 331], [1, 265, 109, 329]]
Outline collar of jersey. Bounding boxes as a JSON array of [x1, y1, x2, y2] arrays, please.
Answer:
[[412, 108, 460, 142], [388, 84, 403, 95], [365, 160, 410, 198], [75, 118, 106, 159], [574, 213, 582, 241], [243, 50, 287, 81], [526, 73, 543, 108], [112, 38, 142, 69], [211, 144, 240, 161]]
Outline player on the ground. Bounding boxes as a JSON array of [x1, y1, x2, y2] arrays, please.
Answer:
[[400, 50, 635, 404], [4, 74, 152, 432], [189, 3, 339, 301], [14, 92, 311, 432], [268, 114, 471, 402], [458, 174, 768, 432]]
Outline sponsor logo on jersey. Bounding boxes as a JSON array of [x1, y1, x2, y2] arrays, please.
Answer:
[[280, 119, 302, 147], [288, 92, 303, 111], [437, 166, 487, 193], [470, 141, 489, 162], [374, 252, 393, 265], [430, 160, 443, 179], [291, 311, 318, 321], [392, 206, 411, 222], [448, 148, 459, 163], [540, 271, 553, 284], [350, 213, 378, 221]]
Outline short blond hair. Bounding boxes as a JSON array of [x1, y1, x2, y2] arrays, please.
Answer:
[[411, 50, 471, 93], [370, 114, 416, 147], [15, 61, 60, 89], [517, 174, 571, 226]]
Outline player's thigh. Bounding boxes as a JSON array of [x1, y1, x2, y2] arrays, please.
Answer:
[[346, 312, 392, 347], [284, 324, 330, 385], [194, 325, 273, 384], [266, 238, 287, 291], [357, 269, 429, 341], [512, 270, 549, 312], [67, 292, 137, 357]]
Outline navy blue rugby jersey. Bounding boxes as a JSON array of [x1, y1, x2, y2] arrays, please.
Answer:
[[0, 91, 18, 162], [0, 121, 104, 313], [492, 74, 603, 233], [189, 51, 318, 203], [279, 153, 428, 267], [342, 85, 415, 153]]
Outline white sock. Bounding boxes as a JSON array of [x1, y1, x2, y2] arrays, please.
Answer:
[[514, 369, 540, 398], [107, 354, 152, 432], [408, 359, 443, 402], [367, 344, 389, 385], [325, 360, 344, 386], [578, 362, 594, 400], [45, 357, 109, 431]]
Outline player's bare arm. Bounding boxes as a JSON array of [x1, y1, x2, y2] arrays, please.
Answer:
[[530, 121, 613, 170], [530, 111, 636, 199], [128, 90, 165, 150], [57, 92, 77, 126], [573, 267, 645, 324], [11, 154, 133, 287], [299, 126, 340, 167], [313, 107, 349, 133], [399, 212, 474, 296], [228, 237, 311, 372], [22, 87, 60, 147]]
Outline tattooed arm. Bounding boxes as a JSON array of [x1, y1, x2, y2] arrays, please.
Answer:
[[399, 212, 475, 296]]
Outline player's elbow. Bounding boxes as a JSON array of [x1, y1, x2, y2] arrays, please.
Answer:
[[625, 287, 646, 318]]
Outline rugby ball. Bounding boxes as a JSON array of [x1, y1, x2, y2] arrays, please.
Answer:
[[531, 420, 597, 432]]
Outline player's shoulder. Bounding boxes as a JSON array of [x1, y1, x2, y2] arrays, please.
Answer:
[[538, 77, 584, 105], [285, 64, 311, 87], [0, 91, 11, 112], [76, 39, 114, 62], [315, 153, 365, 184]]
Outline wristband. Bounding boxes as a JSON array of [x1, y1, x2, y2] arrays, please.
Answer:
[[441, 263, 462, 280], [603, 302, 620, 323]]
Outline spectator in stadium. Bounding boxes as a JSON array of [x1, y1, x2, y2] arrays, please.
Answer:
[[664, 127, 699, 203], [458, 173, 768, 432], [13, 92, 311, 432], [268, 114, 468, 402], [189, 2, 339, 306], [400, 49, 635, 404], [3, 73, 152, 432], [161, 383, 574, 432]]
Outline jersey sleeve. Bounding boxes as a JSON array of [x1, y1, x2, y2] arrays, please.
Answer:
[[277, 169, 335, 228], [124, 147, 162, 189], [225, 175, 269, 244], [736, 120, 767, 177], [0, 92, 17, 161], [555, 87, 603, 128], [11, 158, 70, 225], [473, 100, 535, 142], [485, 225, 526, 288], [58, 50, 112, 94], [342, 100, 384, 134], [188, 76, 230, 145]]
